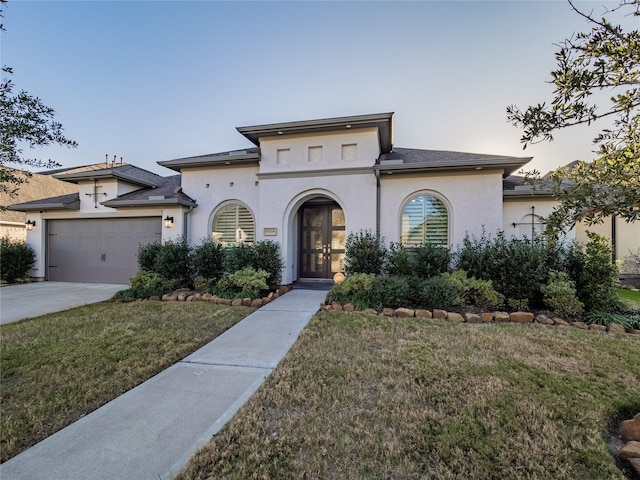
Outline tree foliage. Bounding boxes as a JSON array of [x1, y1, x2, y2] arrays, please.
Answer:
[[0, 1, 77, 208], [507, 0, 639, 234]]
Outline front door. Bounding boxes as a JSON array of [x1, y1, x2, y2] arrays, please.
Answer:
[[299, 203, 345, 278]]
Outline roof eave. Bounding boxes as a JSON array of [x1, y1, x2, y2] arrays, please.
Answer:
[[375, 160, 530, 177], [101, 198, 197, 208], [157, 154, 261, 172], [53, 170, 161, 188], [8, 200, 80, 211]]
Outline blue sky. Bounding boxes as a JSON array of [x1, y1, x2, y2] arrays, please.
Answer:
[[1, 0, 625, 176]]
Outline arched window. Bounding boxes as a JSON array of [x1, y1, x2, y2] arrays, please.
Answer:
[[212, 203, 254, 245], [401, 194, 449, 246]]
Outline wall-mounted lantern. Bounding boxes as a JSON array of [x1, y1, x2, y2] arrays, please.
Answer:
[[164, 216, 174, 228], [25, 220, 36, 231]]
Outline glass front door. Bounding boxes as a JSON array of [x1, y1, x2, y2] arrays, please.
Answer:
[[299, 203, 345, 278]]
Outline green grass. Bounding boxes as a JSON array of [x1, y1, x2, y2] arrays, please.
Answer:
[[176, 312, 640, 480], [617, 288, 640, 309], [0, 301, 253, 462]]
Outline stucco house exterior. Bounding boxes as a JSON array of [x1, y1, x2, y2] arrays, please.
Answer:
[[9, 112, 639, 284]]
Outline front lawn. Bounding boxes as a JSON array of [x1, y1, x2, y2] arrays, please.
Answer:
[[618, 288, 640, 309], [177, 312, 640, 480], [0, 301, 252, 462]]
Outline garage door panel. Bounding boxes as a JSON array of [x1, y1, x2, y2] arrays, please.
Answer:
[[47, 218, 162, 284]]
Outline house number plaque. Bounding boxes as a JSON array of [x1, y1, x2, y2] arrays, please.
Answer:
[[263, 227, 277, 236]]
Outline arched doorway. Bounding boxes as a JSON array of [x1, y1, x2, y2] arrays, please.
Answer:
[[298, 199, 345, 279]]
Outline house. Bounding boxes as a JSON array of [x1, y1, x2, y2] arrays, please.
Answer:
[[9, 112, 639, 284]]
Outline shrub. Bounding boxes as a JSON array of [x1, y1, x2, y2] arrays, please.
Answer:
[[371, 275, 410, 309], [224, 244, 256, 275], [417, 275, 461, 308], [215, 267, 269, 299], [0, 237, 35, 283], [192, 239, 225, 280], [137, 241, 162, 272], [345, 230, 387, 275], [585, 311, 640, 330], [385, 242, 413, 276], [507, 298, 529, 311], [326, 273, 376, 309], [579, 232, 620, 312], [541, 270, 584, 319], [154, 238, 193, 287], [441, 270, 504, 310], [253, 240, 284, 287], [412, 243, 451, 278], [129, 271, 172, 298]]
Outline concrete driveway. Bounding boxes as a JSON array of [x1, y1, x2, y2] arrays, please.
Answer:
[[0, 282, 128, 325]]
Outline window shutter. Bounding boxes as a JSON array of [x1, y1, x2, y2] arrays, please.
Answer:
[[402, 195, 448, 246]]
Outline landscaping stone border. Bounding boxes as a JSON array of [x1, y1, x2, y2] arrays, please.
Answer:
[[618, 413, 640, 477], [319, 302, 640, 336], [123, 285, 294, 306]]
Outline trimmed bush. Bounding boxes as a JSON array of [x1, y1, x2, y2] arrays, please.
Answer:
[[371, 275, 410, 309], [192, 239, 225, 280], [224, 243, 256, 275], [412, 243, 451, 278], [441, 270, 504, 310], [327, 273, 376, 309], [0, 237, 35, 283], [417, 275, 461, 308], [137, 241, 162, 273], [541, 270, 584, 319], [253, 240, 284, 288], [154, 238, 193, 288], [128, 271, 172, 298], [385, 242, 413, 276], [215, 267, 269, 299], [345, 230, 387, 275], [579, 232, 619, 312]]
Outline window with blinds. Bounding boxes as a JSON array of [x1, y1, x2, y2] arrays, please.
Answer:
[[401, 195, 448, 247], [212, 203, 254, 245]]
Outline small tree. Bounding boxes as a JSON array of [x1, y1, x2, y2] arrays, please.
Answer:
[[0, 237, 35, 283], [344, 230, 387, 275]]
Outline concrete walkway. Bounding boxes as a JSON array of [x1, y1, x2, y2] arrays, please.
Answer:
[[0, 282, 128, 325], [1, 288, 328, 480]]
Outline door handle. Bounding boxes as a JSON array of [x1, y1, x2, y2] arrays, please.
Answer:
[[101, 253, 106, 262]]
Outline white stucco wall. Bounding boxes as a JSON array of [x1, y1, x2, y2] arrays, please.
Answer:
[[502, 198, 577, 243], [379, 170, 505, 249], [181, 165, 260, 244]]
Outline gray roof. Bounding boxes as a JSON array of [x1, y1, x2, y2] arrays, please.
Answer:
[[237, 112, 394, 153], [54, 164, 165, 188], [102, 175, 197, 208], [503, 175, 554, 198], [8, 193, 80, 211], [158, 148, 260, 172], [376, 148, 532, 177]]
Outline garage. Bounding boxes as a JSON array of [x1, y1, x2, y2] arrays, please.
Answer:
[[47, 217, 162, 284]]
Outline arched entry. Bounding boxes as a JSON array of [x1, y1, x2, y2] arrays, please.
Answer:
[[299, 199, 345, 278]]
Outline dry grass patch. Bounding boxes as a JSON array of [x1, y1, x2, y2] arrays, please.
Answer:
[[0, 301, 252, 462], [177, 312, 640, 480]]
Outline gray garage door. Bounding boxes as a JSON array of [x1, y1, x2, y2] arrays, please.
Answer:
[[47, 218, 162, 284]]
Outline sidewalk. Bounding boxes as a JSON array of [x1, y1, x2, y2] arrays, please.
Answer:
[[1, 288, 328, 480]]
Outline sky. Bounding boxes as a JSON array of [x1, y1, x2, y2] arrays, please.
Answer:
[[1, 0, 631, 177]]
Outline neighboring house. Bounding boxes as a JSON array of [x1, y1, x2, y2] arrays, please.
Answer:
[[0, 168, 80, 241], [9, 112, 639, 284]]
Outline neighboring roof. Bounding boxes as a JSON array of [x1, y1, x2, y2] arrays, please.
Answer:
[[157, 148, 261, 172], [1, 169, 80, 222], [38, 162, 118, 176], [237, 112, 394, 153], [503, 174, 554, 198], [376, 148, 532, 177], [53, 164, 165, 188], [102, 175, 197, 208], [8, 193, 80, 212]]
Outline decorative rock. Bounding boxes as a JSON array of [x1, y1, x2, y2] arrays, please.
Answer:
[[622, 414, 640, 443], [231, 298, 243, 307], [493, 311, 510, 323], [510, 311, 534, 323], [218, 298, 232, 306], [268, 291, 275, 300], [262, 297, 271, 305], [571, 321, 588, 330], [632, 329, 640, 335], [242, 298, 252, 307], [192, 292, 202, 301], [432, 309, 447, 319], [149, 295, 161, 302], [320, 303, 331, 311], [343, 303, 355, 312], [553, 317, 569, 326], [382, 308, 395, 317], [202, 293, 213, 301], [331, 302, 343, 312], [465, 313, 482, 323], [393, 307, 415, 318], [619, 441, 640, 459], [627, 458, 640, 477], [186, 295, 194, 302], [481, 312, 494, 323], [165, 294, 178, 302], [250, 298, 262, 308], [535, 314, 554, 325], [363, 308, 378, 315], [588, 324, 606, 332], [415, 309, 432, 319], [447, 312, 464, 323], [608, 323, 626, 334]]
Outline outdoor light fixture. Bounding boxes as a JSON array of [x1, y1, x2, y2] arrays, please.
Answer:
[[25, 220, 36, 231], [164, 216, 174, 228]]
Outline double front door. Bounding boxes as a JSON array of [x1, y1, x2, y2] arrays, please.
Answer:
[[299, 203, 345, 278]]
